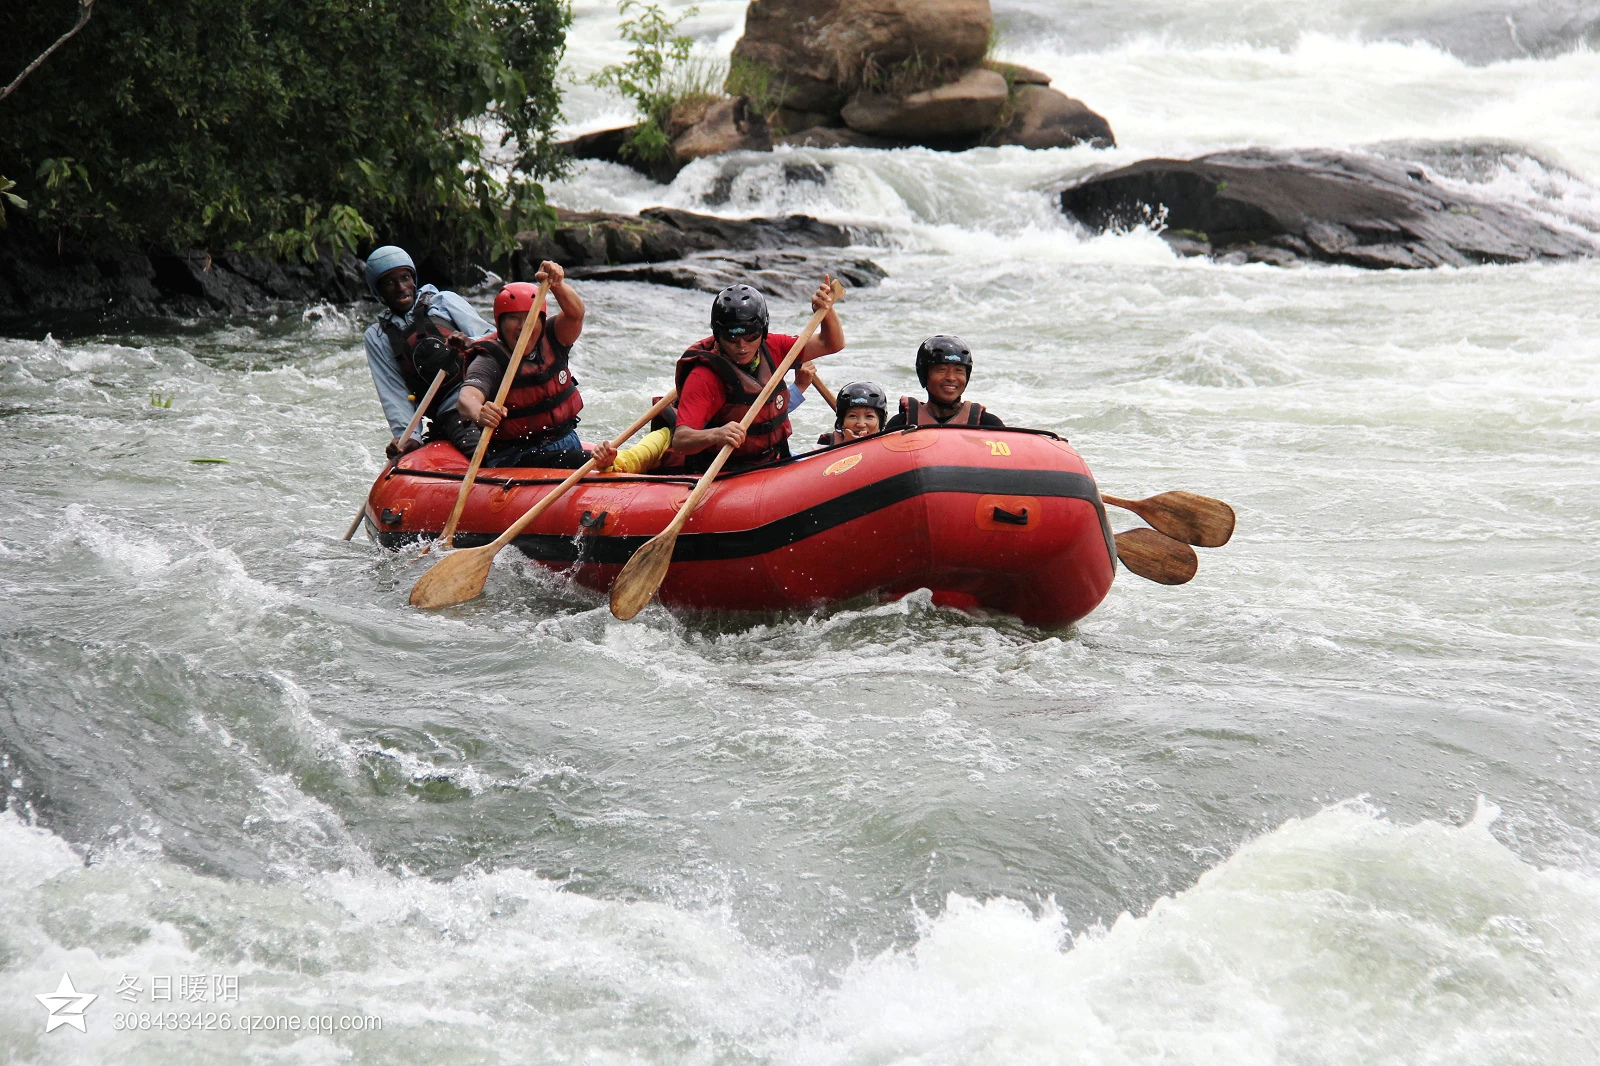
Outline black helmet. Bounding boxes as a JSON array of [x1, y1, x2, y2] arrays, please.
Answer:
[[711, 284, 769, 339], [915, 335, 973, 387], [835, 381, 888, 431]]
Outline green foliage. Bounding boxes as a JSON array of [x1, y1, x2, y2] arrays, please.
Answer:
[[149, 391, 174, 408], [590, 2, 701, 163], [0, 0, 572, 259], [0, 176, 24, 227], [726, 57, 786, 124]]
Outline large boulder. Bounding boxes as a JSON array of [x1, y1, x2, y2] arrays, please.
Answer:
[[842, 67, 1008, 140], [988, 85, 1115, 150], [1059, 148, 1600, 268], [730, 0, 993, 115]]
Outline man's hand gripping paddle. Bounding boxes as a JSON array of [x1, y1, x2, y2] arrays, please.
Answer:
[[409, 391, 679, 609], [432, 276, 551, 552], [609, 278, 846, 620], [343, 368, 447, 541]]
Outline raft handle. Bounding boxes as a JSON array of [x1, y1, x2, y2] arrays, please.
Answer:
[[380, 508, 405, 526], [991, 505, 1030, 527], [579, 510, 610, 533]]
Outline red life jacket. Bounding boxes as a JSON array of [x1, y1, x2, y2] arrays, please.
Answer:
[[899, 396, 987, 426], [381, 292, 472, 414], [468, 313, 583, 441], [816, 430, 847, 446], [675, 336, 794, 470]]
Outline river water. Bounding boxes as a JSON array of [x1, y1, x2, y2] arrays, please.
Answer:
[[4, 2, 1600, 1063]]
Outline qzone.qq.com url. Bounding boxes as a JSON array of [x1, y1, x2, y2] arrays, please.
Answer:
[[112, 1011, 383, 1033]]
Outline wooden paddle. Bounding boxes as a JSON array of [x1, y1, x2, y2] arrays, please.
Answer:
[[435, 277, 551, 550], [343, 368, 448, 541], [409, 391, 679, 609], [1114, 527, 1198, 585], [610, 278, 846, 620], [1101, 491, 1235, 548]]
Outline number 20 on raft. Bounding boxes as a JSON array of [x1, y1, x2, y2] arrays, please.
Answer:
[[985, 440, 1011, 456]]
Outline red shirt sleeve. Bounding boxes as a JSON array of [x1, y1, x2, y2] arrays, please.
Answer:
[[676, 366, 728, 430], [765, 334, 800, 361]]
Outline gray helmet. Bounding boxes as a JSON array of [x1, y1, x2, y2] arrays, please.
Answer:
[[711, 284, 769, 339], [916, 335, 973, 387], [363, 245, 415, 299], [834, 381, 888, 431]]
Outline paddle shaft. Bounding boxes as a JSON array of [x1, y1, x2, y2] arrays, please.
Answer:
[[659, 297, 838, 542], [487, 390, 679, 551], [437, 277, 551, 548], [343, 368, 447, 541]]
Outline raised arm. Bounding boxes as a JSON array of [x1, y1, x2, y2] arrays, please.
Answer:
[[800, 275, 843, 361], [538, 260, 585, 347]]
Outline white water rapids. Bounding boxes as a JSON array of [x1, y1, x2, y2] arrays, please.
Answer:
[[2, 2, 1599, 1063]]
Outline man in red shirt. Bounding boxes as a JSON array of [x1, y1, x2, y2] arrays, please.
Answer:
[[672, 279, 844, 472]]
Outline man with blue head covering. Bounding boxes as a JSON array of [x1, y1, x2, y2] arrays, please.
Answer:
[[362, 246, 495, 457]]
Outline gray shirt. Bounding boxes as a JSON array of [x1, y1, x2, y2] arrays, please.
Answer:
[[362, 285, 493, 443]]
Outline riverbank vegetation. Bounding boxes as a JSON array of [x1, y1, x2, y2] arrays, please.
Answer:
[[0, 0, 571, 261]]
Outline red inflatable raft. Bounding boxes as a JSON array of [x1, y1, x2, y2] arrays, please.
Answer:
[[363, 425, 1117, 627]]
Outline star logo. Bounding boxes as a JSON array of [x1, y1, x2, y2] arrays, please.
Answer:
[[35, 974, 97, 1033]]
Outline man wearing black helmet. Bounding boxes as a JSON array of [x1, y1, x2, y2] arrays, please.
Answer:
[[672, 279, 844, 472], [883, 335, 1006, 430]]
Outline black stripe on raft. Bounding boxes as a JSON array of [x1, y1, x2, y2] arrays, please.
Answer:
[[416, 466, 1116, 567]]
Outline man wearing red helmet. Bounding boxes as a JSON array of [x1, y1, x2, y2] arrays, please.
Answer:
[[672, 278, 844, 472], [456, 261, 588, 467]]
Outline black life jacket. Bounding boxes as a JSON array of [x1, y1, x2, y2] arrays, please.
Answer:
[[817, 429, 847, 446], [900, 396, 987, 427], [382, 292, 472, 413], [467, 313, 583, 440], [675, 336, 794, 471]]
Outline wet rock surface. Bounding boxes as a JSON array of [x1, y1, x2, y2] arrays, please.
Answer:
[[0, 207, 881, 323], [569, 250, 887, 299], [1060, 148, 1599, 268], [0, 238, 368, 322]]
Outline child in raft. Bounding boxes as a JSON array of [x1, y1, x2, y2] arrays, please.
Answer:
[[814, 380, 890, 446], [591, 364, 822, 473]]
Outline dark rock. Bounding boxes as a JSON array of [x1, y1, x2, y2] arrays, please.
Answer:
[[988, 86, 1115, 150], [556, 125, 681, 184], [512, 206, 879, 276], [569, 250, 887, 299], [1061, 148, 1600, 268]]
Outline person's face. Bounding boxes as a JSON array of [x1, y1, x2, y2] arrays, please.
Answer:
[[499, 312, 527, 350], [841, 408, 881, 439], [377, 268, 417, 314], [716, 332, 763, 363], [927, 362, 968, 405]]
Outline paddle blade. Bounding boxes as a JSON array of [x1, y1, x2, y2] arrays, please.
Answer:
[[1115, 528, 1199, 585], [609, 532, 678, 620], [1140, 491, 1236, 548], [409, 545, 497, 609]]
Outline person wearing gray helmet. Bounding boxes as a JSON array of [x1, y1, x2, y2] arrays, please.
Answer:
[[883, 335, 1006, 430], [360, 245, 494, 457]]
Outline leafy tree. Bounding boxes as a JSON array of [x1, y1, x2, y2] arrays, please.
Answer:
[[0, 0, 571, 260]]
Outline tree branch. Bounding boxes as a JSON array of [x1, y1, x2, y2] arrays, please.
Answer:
[[1, 0, 96, 104]]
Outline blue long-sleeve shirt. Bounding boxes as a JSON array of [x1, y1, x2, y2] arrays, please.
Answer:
[[362, 285, 494, 443]]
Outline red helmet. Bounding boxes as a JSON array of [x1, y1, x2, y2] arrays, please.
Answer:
[[494, 282, 540, 320]]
